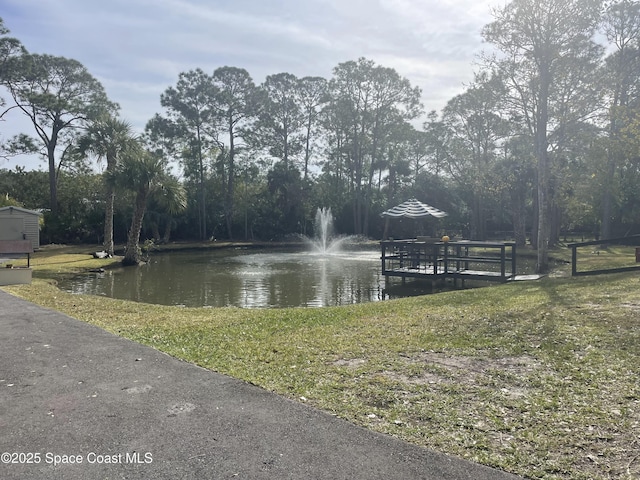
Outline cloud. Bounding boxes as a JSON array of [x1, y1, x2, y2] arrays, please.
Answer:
[[1, 0, 498, 170]]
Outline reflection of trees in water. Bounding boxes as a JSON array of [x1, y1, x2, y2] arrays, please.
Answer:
[[59, 250, 382, 308]]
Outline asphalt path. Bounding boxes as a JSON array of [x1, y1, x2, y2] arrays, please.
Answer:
[[0, 289, 523, 480]]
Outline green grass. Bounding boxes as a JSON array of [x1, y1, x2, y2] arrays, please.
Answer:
[[3, 244, 640, 479]]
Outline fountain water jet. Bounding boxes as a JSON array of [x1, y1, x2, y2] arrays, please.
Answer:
[[307, 207, 350, 254]]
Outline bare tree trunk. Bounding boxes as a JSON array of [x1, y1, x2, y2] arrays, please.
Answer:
[[600, 157, 616, 240], [198, 149, 207, 241], [473, 192, 487, 240], [535, 67, 551, 274], [47, 143, 58, 214], [225, 123, 235, 240], [531, 183, 539, 249], [162, 218, 172, 244], [512, 189, 527, 247], [549, 199, 561, 248], [123, 190, 148, 266], [536, 171, 549, 273], [103, 185, 115, 256], [150, 221, 160, 242], [304, 117, 312, 180]]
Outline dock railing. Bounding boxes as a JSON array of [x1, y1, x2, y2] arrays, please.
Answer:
[[568, 235, 640, 276], [381, 239, 517, 283]]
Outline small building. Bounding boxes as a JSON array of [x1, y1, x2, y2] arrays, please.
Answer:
[[0, 206, 42, 250]]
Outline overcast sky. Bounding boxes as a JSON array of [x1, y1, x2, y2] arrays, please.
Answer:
[[1, 0, 497, 170]]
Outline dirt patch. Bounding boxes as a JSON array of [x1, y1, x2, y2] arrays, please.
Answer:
[[332, 358, 366, 368], [388, 352, 542, 389], [383, 370, 446, 386], [621, 302, 640, 312], [402, 351, 539, 373]]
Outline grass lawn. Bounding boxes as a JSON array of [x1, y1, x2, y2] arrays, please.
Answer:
[[2, 243, 640, 479]]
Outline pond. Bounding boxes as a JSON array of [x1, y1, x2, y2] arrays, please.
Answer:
[[57, 247, 386, 308]]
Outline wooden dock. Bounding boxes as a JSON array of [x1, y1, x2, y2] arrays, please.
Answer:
[[381, 239, 517, 286]]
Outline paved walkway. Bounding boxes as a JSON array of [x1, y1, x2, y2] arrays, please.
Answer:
[[0, 290, 523, 480]]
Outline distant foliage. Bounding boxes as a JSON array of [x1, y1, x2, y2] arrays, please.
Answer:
[[2, 3, 640, 245]]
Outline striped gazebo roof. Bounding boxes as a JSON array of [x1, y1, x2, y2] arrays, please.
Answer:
[[380, 198, 448, 219]]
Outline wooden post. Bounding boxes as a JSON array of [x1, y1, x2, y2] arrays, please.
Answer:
[[443, 242, 449, 274]]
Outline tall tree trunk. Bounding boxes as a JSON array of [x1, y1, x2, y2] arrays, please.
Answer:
[[536, 169, 549, 273], [199, 158, 206, 241], [123, 190, 148, 266], [600, 169, 614, 240], [601, 145, 619, 241], [150, 221, 160, 242], [512, 189, 527, 247], [244, 208, 249, 241], [531, 187, 539, 249], [363, 178, 373, 236], [363, 132, 380, 236], [535, 67, 551, 274], [513, 207, 526, 246], [162, 218, 172, 244], [47, 143, 58, 214], [352, 131, 363, 235], [225, 120, 235, 240], [283, 123, 289, 168], [549, 198, 560, 248], [304, 117, 312, 180], [475, 193, 487, 241], [103, 185, 115, 256]]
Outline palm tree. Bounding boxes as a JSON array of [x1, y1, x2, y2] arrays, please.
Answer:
[[146, 174, 187, 243], [112, 149, 185, 266], [77, 116, 137, 256]]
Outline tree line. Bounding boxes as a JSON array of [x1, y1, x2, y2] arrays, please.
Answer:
[[2, 0, 640, 272]]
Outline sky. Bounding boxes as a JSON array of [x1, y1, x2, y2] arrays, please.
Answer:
[[0, 0, 497, 171]]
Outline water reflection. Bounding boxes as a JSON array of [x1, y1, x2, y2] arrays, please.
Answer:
[[58, 248, 385, 308]]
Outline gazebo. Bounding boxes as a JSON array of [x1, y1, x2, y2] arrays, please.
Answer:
[[380, 200, 521, 287], [380, 198, 447, 239]]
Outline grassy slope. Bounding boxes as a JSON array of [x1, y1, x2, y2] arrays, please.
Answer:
[[3, 245, 640, 479]]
